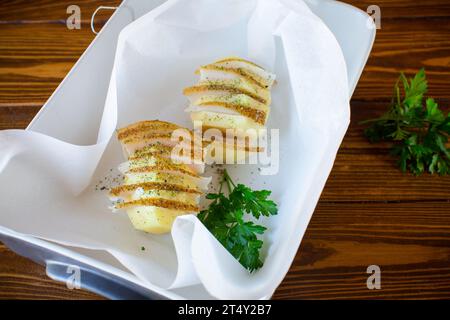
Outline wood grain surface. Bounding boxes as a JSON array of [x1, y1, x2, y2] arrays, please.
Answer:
[[0, 0, 450, 300]]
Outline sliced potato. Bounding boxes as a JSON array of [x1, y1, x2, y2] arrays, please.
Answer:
[[125, 171, 211, 191], [183, 57, 274, 165], [183, 78, 270, 105], [198, 64, 271, 90], [193, 93, 269, 113], [203, 140, 262, 165], [212, 56, 276, 88], [190, 110, 265, 132], [127, 206, 190, 234], [119, 154, 198, 177], [112, 120, 210, 235], [129, 144, 205, 174]]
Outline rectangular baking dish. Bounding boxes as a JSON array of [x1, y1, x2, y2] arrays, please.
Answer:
[[0, 0, 375, 299]]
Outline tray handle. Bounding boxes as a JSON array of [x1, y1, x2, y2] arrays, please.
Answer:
[[45, 261, 149, 300], [91, 6, 119, 34]]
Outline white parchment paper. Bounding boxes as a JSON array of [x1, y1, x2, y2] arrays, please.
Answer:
[[0, 0, 349, 299]]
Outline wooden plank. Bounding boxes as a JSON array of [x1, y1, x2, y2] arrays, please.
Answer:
[[322, 155, 450, 202], [274, 201, 450, 299], [0, 242, 103, 299], [0, 24, 95, 106], [353, 18, 450, 101], [0, 105, 40, 130]]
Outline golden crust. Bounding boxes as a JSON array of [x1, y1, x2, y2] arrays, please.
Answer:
[[201, 126, 264, 152], [129, 144, 174, 159], [198, 101, 267, 125], [183, 84, 267, 105], [129, 154, 198, 175], [115, 198, 199, 212], [130, 145, 203, 164], [117, 120, 182, 141], [198, 64, 268, 89], [109, 182, 202, 196], [121, 132, 174, 145], [127, 164, 199, 177], [214, 57, 263, 69]]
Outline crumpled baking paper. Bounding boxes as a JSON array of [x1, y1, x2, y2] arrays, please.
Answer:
[[0, 0, 349, 299]]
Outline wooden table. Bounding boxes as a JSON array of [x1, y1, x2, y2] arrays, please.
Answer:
[[1, 0, 450, 300]]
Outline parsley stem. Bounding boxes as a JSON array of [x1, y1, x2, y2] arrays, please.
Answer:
[[222, 169, 236, 192]]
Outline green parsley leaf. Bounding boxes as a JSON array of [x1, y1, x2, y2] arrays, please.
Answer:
[[401, 68, 427, 109], [198, 169, 278, 272]]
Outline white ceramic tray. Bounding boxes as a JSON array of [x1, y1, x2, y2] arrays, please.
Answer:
[[0, 0, 375, 299]]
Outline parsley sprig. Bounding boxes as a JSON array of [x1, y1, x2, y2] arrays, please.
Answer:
[[361, 69, 450, 175], [198, 169, 278, 271]]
